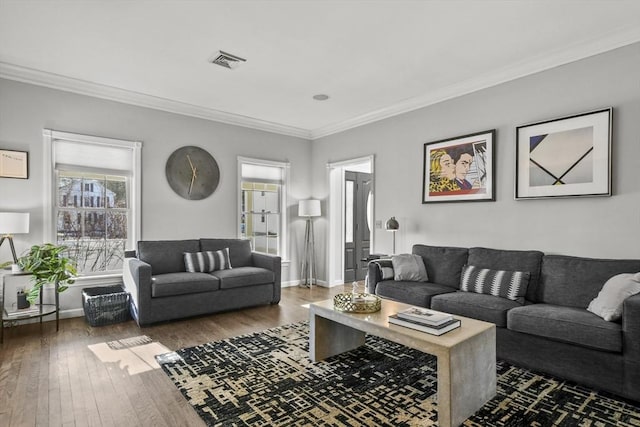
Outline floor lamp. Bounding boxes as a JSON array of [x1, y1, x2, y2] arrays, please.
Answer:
[[385, 216, 399, 255], [0, 212, 30, 265], [299, 200, 321, 288]]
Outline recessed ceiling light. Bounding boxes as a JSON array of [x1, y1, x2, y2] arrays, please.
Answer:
[[313, 94, 330, 101]]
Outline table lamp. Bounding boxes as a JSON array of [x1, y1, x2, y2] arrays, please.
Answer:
[[0, 212, 30, 264]]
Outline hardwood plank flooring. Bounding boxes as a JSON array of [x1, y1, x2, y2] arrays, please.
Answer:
[[0, 285, 346, 427]]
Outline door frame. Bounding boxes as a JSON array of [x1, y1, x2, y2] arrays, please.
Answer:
[[326, 155, 375, 287]]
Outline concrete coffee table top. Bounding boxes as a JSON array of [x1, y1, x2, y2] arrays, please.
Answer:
[[309, 297, 496, 427]]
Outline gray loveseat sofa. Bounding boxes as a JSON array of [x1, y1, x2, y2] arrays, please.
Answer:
[[367, 244, 640, 402], [123, 238, 281, 326]]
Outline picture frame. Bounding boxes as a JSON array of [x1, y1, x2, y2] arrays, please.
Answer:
[[0, 149, 29, 179], [422, 129, 495, 203], [515, 108, 612, 200]]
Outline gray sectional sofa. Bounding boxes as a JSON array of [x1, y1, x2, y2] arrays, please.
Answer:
[[367, 244, 640, 402], [123, 238, 281, 326]]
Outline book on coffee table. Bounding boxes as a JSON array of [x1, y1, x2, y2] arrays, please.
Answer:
[[388, 314, 461, 336], [396, 306, 453, 326]]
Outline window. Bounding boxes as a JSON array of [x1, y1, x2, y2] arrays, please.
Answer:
[[43, 130, 142, 277], [238, 157, 289, 259]]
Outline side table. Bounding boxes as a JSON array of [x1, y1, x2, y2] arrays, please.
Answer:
[[1, 271, 59, 344]]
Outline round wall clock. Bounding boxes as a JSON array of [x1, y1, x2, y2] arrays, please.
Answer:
[[165, 146, 220, 200]]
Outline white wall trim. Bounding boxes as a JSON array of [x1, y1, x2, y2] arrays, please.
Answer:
[[326, 155, 375, 286], [0, 62, 311, 139], [42, 129, 142, 273], [4, 27, 640, 141], [237, 156, 291, 261], [310, 26, 640, 139]]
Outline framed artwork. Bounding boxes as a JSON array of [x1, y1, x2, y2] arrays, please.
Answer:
[[0, 149, 28, 179], [515, 108, 612, 200], [422, 129, 495, 203]]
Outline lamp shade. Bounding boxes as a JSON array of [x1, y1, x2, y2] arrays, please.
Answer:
[[0, 212, 30, 234], [385, 216, 399, 231], [298, 199, 321, 217]]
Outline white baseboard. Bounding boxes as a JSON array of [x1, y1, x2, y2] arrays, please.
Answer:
[[282, 279, 336, 288]]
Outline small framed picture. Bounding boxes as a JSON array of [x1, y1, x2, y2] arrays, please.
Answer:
[[515, 108, 612, 199], [422, 129, 496, 203], [0, 149, 29, 179]]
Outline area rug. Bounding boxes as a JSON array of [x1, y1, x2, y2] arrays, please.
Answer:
[[156, 322, 640, 426]]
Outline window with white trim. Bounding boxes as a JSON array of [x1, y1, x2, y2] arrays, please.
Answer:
[[238, 157, 288, 259], [43, 130, 142, 276]]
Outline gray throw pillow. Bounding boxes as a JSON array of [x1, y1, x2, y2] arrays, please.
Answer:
[[392, 254, 428, 282], [587, 272, 640, 322]]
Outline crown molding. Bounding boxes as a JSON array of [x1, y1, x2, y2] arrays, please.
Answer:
[[2, 24, 639, 141], [310, 26, 640, 139], [0, 62, 312, 140]]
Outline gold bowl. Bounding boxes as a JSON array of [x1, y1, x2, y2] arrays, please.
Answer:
[[333, 293, 381, 313]]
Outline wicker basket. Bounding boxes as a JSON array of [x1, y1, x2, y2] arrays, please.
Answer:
[[82, 285, 131, 327], [333, 293, 381, 313]]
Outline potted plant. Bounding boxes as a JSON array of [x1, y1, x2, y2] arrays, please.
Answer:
[[18, 243, 77, 304]]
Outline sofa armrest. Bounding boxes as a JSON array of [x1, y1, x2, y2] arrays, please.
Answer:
[[367, 262, 382, 294], [123, 257, 152, 326], [623, 293, 640, 361], [366, 259, 394, 294], [252, 252, 281, 303]]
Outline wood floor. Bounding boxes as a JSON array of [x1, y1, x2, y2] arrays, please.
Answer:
[[0, 285, 346, 427]]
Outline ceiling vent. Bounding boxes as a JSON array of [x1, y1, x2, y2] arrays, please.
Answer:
[[210, 50, 246, 69]]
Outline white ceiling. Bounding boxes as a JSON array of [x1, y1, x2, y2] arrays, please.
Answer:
[[1, 0, 639, 139]]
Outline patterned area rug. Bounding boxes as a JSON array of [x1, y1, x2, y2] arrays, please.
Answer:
[[156, 322, 640, 426]]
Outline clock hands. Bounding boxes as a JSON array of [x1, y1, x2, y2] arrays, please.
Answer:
[[187, 154, 198, 195]]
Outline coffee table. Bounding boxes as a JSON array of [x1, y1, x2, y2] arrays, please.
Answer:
[[309, 298, 496, 427]]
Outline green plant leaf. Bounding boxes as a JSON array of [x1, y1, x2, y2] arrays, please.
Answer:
[[19, 243, 77, 303]]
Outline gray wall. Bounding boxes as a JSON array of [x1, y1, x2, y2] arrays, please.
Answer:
[[2, 41, 639, 297], [0, 79, 313, 313], [313, 42, 640, 269]]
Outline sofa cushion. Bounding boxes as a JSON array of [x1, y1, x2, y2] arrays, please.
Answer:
[[151, 272, 220, 297], [587, 272, 640, 321], [375, 280, 456, 307], [212, 266, 274, 290], [411, 245, 468, 288], [392, 254, 428, 282], [138, 240, 201, 275], [200, 239, 252, 267], [468, 247, 543, 302], [460, 265, 530, 303], [539, 255, 640, 308], [184, 248, 232, 273], [507, 304, 622, 353], [431, 292, 521, 327]]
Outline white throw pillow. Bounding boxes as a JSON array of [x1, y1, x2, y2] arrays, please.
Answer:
[[391, 254, 429, 282], [587, 272, 640, 322]]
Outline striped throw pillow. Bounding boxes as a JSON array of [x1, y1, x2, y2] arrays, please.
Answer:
[[184, 248, 232, 273], [460, 265, 530, 303]]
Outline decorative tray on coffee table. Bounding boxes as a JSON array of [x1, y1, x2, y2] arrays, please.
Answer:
[[333, 293, 381, 313]]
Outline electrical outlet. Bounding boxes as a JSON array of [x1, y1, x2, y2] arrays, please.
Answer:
[[17, 287, 24, 293], [375, 220, 382, 229]]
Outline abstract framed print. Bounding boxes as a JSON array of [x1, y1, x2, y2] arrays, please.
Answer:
[[422, 129, 495, 203], [515, 108, 612, 200]]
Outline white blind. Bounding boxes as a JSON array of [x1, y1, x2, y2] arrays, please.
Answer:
[[54, 139, 134, 173], [241, 163, 283, 183]]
